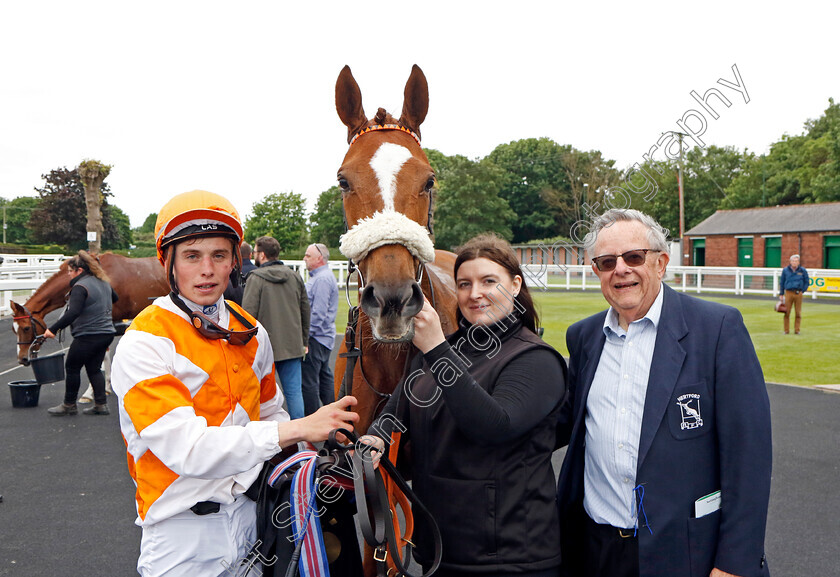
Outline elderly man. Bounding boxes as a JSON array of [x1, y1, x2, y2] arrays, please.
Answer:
[[779, 254, 809, 334], [300, 243, 339, 416], [557, 209, 772, 577]]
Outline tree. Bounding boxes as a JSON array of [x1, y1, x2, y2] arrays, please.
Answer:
[[244, 192, 308, 252], [139, 213, 157, 234], [433, 154, 515, 250], [78, 159, 112, 253], [544, 149, 621, 226], [1, 196, 39, 244], [486, 138, 573, 243], [103, 204, 133, 249], [726, 98, 840, 208], [624, 145, 746, 235], [309, 186, 344, 249], [30, 166, 128, 250]]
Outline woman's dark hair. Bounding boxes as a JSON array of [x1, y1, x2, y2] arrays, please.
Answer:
[[453, 234, 539, 333]]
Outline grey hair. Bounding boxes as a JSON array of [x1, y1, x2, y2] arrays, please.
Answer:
[[311, 243, 330, 262], [582, 209, 670, 257]]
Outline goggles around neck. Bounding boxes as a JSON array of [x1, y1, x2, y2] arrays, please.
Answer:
[[169, 293, 258, 345]]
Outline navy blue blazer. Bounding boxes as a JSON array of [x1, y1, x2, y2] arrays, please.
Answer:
[[556, 284, 771, 577]]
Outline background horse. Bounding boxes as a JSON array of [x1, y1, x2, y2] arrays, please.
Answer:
[[333, 64, 458, 436], [10, 253, 168, 365]]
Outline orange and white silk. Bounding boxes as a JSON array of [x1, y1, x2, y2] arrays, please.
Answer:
[[112, 295, 289, 526]]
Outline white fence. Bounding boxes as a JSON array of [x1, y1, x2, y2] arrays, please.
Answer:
[[520, 264, 840, 299], [2, 256, 837, 317]]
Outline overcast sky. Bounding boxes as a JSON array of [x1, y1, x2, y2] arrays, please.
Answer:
[[2, 1, 837, 229]]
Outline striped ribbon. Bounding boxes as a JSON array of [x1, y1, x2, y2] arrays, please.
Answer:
[[269, 450, 330, 577]]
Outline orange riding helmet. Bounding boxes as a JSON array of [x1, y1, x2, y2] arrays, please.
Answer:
[[155, 190, 244, 292]]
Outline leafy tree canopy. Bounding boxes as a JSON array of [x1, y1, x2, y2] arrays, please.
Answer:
[[726, 98, 840, 207], [30, 167, 130, 250], [625, 145, 746, 236], [244, 192, 308, 252], [432, 154, 515, 250], [139, 213, 158, 233], [309, 186, 344, 250], [1, 196, 40, 244]]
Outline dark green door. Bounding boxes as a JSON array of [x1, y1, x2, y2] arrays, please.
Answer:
[[693, 238, 706, 266], [764, 237, 781, 268], [825, 236, 840, 269], [737, 238, 753, 267]]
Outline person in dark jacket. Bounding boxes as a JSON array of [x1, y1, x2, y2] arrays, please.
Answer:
[[45, 251, 118, 416], [242, 236, 310, 419], [779, 254, 809, 334], [363, 234, 567, 577], [223, 241, 258, 305]]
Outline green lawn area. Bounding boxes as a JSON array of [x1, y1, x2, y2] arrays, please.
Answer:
[[335, 290, 840, 387]]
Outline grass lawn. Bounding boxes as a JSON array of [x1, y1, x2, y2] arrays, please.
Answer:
[[335, 290, 840, 387]]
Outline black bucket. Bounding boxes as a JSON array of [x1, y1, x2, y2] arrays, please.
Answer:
[[31, 352, 65, 385], [9, 380, 42, 408]]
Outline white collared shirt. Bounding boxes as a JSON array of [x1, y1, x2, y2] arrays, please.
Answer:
[[583, 283, 664, 529]]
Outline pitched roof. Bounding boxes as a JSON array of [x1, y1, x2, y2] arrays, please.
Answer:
[[685, 203, 840, 235]]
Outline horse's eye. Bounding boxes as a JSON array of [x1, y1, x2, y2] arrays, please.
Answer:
[[338, 177, 350, 191], [424, 177, 435, 193]]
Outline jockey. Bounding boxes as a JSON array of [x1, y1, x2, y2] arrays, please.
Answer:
[[111, 190, 359, 577]]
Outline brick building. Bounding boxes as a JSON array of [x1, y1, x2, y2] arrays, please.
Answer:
[[684, 203, 840, 269]]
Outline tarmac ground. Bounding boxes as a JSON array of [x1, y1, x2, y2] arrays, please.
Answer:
[[0, 317, 837, 577]]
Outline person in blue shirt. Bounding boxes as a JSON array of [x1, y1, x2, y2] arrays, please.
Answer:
[[779, 254, 810, 335], [301, 243, 339, 416]]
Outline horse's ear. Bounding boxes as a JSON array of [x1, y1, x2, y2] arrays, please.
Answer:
[[336, 65, 368, 143], [399, 64, 429, 139], [10, 301, 23, 315]]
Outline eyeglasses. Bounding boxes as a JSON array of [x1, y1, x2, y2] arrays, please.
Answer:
[[591, 249, 661, 272], [188, 310, 258, 345]]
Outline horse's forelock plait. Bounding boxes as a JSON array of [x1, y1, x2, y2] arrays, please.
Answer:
[[373, 108, 389, 125], [340, 210, 435, 265]]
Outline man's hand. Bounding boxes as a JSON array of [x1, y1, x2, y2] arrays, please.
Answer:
[[710, 568, 741, 577], [412, 298, 446, 353], [278, 396, 359, 446]]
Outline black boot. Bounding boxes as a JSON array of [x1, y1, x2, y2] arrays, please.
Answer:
[[82, 404, 110, 415], [47, 403, 78, 416]]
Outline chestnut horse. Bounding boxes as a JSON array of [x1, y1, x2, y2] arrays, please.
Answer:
[[10, 254, 168, 365], [333, 64, 458, 435], [333, 63, 456, 577]]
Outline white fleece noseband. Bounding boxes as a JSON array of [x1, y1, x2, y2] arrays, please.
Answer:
[[339, 210, 435, 264]]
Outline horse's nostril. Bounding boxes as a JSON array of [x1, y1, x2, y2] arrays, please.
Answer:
[[21, 358, 30, 367], [360, 285, 382, 316], [402, 282, 424, 318]]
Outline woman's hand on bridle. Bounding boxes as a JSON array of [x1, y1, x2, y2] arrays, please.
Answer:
[[43, 329, 56, 339], [412, 297, 446, 354], [355, 434, 385, 469]]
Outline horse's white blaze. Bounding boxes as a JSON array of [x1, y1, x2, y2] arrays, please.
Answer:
[[369, 142, 412, 212], [12, 321, 19, 332]]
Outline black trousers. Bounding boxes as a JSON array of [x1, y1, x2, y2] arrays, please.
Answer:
[[301, 337, 335, 416], [64, 333, 114, 405], [582, 513, 639, 577]]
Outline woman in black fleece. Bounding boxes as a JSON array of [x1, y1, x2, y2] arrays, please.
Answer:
[[44, 251, 117, 416], [363, 234, 567, 577]]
